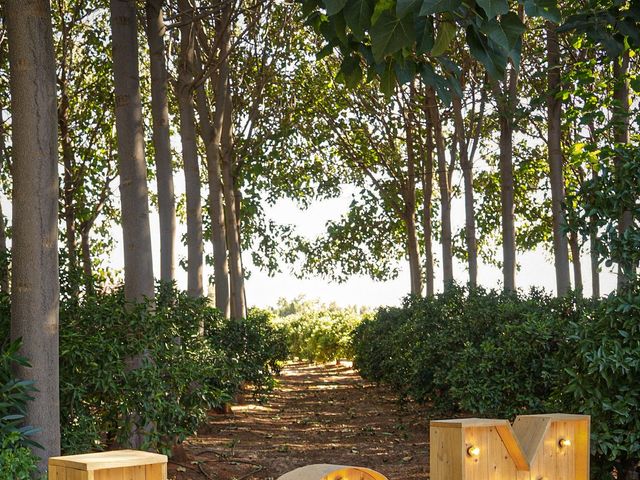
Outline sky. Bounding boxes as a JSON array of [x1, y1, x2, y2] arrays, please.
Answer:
[[140, 183, 618, 309], [0, 167, 618, 310]]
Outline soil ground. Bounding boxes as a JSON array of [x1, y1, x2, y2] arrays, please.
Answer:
[[168, 362, 432, 480]]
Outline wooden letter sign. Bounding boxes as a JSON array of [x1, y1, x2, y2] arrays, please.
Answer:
[[430, 414, 590, 480]]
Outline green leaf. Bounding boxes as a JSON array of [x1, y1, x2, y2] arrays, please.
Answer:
[[395, 58, 418, 85], [344, 0, 374, 41], [630, 77, 640, 93], [431, 21, 456, 56], [339, 55, 364, 88], [475, 0, 508, 20], [371, 10, 416, 62], [420, 0, 462, 16], [480, 13, 525, 52], [372, 0, 395, 24], [323, 0, 348, 16], [524, 0, 561, 23], [397, 0, 421, 17], [380, 60, 397, 96], [465, 25, 506, 79], [416, 16, 435, 53]]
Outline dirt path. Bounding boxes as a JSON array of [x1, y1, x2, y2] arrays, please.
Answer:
[[169, 362, 431, 480]]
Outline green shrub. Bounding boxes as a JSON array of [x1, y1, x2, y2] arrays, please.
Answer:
[[0, 293, 41, 478], [275, 305, 363, 362], [560, 290, 640, 479]]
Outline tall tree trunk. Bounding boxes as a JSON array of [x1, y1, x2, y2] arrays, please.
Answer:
[[426, 88, 453, 289], [221, 92, 247, 319], [452, 94, 477, 287], [546, 23, 571, 296], [590, 216, 600, 298], [80, 227, 95, 295], [111, 0, 156, 447], [178, 0, 204, 297], [492, 61, 519, 292], [7, 0, 61, 469], [58, 89, 78, 279], [569, 232, 583, 295], [404, 96, 423, 295], [613, 51, 632, 289], [146, 0, 176, 283], [0, 109, 9, 294], [421, 125, 435, 296], [193, 51, 230, 318], [111, 0, 155, 305]]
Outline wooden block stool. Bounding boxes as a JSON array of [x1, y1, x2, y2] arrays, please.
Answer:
[[48, 449, 167, 480]]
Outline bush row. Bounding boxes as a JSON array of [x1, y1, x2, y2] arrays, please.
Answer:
[[273, 304, 364, 362], [352, 285, 640, 479], [1, 283, 288, 472]]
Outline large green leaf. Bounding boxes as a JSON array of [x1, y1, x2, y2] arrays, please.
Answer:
[[475, 0, 509, 20], [380, 60, 397, 96], [420, 0, 463, 17], [371, 10, 416, 62], [431, 21, 457, 56], [344, 0, 374, 41], [465, 25, 506, 79], [416, 16, 435, 53], [480, 13, 525, 52], [371, 0, 395, 24], [323, 0, 348, 16], [524, 0, 561, 23], [397, 0, 422, 17], [339, 55, 364, 88]]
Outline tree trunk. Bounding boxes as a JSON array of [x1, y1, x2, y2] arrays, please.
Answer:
[[421, 125, 435, 296], [0, 109, 9, 294], [146, 0, 176, 283], [404, 97, 423, 296], [569, 232, 583, 295], [613, 51, 632, 289], [178, 0, 204, 297], [111, 0, 155, 305], [426, 88, 453, 289], [7, 0, 61, 469], [80, 227, 95, 295], [221, 92, 247, 319], [58, 88, 78, 279], [590, 216, 600, 298], [452, 94, 477, 287], [546, 23, 571, 296], [193, 51, 230, 318]]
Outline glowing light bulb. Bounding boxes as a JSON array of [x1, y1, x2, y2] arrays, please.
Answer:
[[467, 445, 481, 457], [559, 438, 572, 448]]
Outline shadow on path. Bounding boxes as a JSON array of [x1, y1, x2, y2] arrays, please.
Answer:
[[169, 362, 431, 480]]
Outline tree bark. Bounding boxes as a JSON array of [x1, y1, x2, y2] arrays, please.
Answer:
[[426, 88, 453, 289], [613, 51, 632, 289], [546, 23, 571, 296], [404, 96, 423, 296], [421, 124, 435, 296], [7, 0, 61, 469], [193, 49, 230, 318], [178, 0, 204, 297], [452, 94, 478, 287], [590, 216, 600, 298], [146, 0, 176, 283], [80, 227, 95, 295], [0, 109, 9, 294], [58, 88, 78, 278], [569, 232, 583, 295], [221, 91, 247, 319]]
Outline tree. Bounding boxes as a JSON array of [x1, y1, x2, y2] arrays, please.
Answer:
[[6, 0, 61, 470], [110, 0, 155, 306], [546, 21, 571, 295], [146, 0, 177, 283], [177, 0, 204, 297]]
